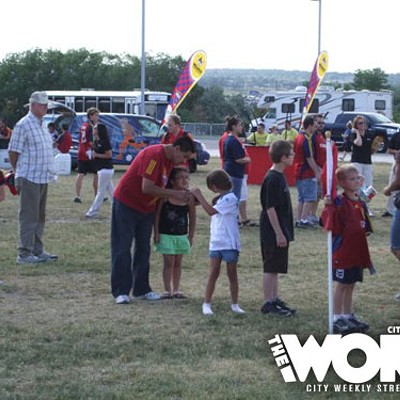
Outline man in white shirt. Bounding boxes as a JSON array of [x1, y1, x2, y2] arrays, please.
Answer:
[[8, 92, 58, 264]]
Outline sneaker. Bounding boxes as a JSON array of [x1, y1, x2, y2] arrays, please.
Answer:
[[297, 221, 315, 229], [16, 255, 45, 264], [394, 293, 400, 302], [347, 315, 369, 332], [144, 291, 162, 301], [261, 301, 292, 317], [333, 317, 358, 335], [231, 304, 245, 314], [202, 303, 214, 315], [35, 251, 58, 262], [382, 211, 392, 218], [275, 298, 296, 315], [73, 197, 82, 203], [115, 295, 130, 304]]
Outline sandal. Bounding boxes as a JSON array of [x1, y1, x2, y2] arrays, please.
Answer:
[[162, 292, 173, 299], [241, 219, 258, 227], [173, 292, 187, 299]]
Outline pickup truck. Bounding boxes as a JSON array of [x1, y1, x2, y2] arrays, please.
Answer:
[[324, 112, 400, 153]]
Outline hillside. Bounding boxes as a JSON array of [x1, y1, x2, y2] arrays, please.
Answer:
[[201, 68, 400, 94]]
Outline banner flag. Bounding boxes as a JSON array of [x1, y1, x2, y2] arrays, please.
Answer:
[[161, 50, 207, 127], [300, 51, 329, 127]]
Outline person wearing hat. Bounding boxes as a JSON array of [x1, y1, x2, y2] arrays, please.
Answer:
[[8, 91, 58, 264]]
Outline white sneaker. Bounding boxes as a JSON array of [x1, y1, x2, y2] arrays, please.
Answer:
[[144, 291, 161, 301], [231, 304, 245, 314], [17, 255, 45, 264], [202, 303, 214, 315], [394, 293, 400, 302], [35, 251, 58, 261], [115, 295, 130, 304]]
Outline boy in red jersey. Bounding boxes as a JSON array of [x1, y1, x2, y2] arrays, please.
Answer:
[[74, 108, 99, 203], [111, 136, 196, 305], [321, 164, 374, 335]]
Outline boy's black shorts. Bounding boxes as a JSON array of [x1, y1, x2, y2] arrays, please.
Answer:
[[333, 267, 363, 284], [77, 160, 97, 174], [261, 242, 289, 274]]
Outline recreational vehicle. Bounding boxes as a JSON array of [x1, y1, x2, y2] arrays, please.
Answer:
[[253, 86, 393, 130]]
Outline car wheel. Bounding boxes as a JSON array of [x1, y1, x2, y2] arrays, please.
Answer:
[[378, 137, 388, 153], [189, 159, 197, 173]]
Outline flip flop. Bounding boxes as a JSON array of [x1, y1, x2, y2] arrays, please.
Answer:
[[173, 292, 187, 299], [162, 292, 173, 299]]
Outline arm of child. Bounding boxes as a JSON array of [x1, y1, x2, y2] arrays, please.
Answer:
[[266, 207, 287, 247], [191, 187, 218, 216], [153, 199, 164, 244], [188, 196, 196, 246], [142, 178, 190, 203]]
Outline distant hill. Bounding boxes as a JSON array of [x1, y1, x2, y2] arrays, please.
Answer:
[[201, 68, 400, 94]]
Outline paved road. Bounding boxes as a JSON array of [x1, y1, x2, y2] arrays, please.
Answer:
[[201, 138, 393, 164]]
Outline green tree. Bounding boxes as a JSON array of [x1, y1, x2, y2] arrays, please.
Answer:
[[352, 68, 389, 91]]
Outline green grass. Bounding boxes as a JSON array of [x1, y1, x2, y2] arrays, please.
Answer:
[[0, 159, 400, 399]]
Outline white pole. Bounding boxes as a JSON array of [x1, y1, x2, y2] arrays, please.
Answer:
[[140, 0, 146, 115], [325, 131, 333, 334]]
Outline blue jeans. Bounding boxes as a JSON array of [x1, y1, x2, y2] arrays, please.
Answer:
[[111, 199, 155, 297], [230, 176, 243, 202], [390, 208, 400, 250]]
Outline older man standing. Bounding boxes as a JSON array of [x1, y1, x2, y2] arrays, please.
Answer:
[[8, 91, 58, 264]]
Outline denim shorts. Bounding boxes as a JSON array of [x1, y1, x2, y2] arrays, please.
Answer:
[[296, 178, 318, 203], [390, 209, 400, 250], [209, 249, 239, 263]]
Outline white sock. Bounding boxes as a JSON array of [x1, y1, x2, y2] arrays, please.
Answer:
[[202, 303, 213, 315], [231, 304, 245, 314]]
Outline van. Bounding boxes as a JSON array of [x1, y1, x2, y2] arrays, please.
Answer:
[[51, 111, 210, 172]]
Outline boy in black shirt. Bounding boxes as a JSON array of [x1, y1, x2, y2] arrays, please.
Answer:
[[260, 140, 296, 316]]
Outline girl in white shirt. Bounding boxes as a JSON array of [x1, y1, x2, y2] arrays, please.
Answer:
[[191, 169, 245, 316]]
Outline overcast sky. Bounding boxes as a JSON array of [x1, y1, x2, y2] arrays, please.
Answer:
[[2, 0, 398, 74]]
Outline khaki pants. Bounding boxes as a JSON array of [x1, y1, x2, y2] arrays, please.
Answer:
[[16, 178, 48, 257]]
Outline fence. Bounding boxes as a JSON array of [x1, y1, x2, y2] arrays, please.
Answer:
[[182, 123, 225, 137]]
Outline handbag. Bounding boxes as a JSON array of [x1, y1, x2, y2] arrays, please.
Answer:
[[394, 191, 400, 209]]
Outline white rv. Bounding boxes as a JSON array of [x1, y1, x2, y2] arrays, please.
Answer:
[[253, 86, 393, 130]]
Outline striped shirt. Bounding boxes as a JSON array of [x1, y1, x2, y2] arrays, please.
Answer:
[[8, 111, 55, 183]]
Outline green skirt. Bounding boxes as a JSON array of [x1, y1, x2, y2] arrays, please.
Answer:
[[155, 233, 191, 255]]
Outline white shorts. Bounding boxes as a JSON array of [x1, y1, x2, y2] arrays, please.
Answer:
[[240, 174, 248, 202]]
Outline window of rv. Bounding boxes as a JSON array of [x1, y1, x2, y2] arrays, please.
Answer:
[[299, 99, 319, 113], [375, 100, 386, 111], [263, 108, 276, 119], [342, 99, 355, 111]]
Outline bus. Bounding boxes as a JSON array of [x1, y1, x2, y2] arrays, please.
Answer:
[[45, 90, 171, 121]]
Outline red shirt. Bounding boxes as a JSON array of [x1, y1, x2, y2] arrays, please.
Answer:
[[315, 131, 326, 168], [78, 122, 94, 161], [293, 132, 317, 180], [57, 132, 72, 154], [321, 194, 372, 270], [114, 144, 174, 213], [218, 131, 229, 168], [161, 128, 190, 144]]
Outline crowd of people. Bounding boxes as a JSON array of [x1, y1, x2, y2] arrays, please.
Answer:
[[3, 91, 400, 335]]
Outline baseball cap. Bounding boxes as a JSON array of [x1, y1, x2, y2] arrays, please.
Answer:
[[29, 91, 49, 105]]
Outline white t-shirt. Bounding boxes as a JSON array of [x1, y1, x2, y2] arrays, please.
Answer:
[[209, 192, 240, 251]]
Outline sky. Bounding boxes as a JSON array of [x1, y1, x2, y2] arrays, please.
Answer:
[[2, 0, 399, 74]]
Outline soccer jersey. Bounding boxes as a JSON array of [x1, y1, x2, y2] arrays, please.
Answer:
[[209, 192, 240, 251], [161, 128, 190, 144], [114, 144, 174, 214], [293, 131, 317, 180], [321, 193, 372, 270], [78, 122, 94, 161], [57, 131, 72, 154]]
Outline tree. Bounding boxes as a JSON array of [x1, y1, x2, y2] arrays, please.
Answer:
[[352, 68, 389, 91]]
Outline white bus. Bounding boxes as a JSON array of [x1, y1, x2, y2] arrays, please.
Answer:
[[45, 90, 171, 121], [253, 86, 393, 129]]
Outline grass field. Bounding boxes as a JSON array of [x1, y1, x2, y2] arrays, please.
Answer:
[[0, 158, 399, 400]]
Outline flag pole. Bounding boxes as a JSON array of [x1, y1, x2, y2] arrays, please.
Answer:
[[325, 130, 334, 334]]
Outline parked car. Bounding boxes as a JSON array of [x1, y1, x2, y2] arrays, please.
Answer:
[[50, 111, 210, 172], [324, 112, 400, 153]]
